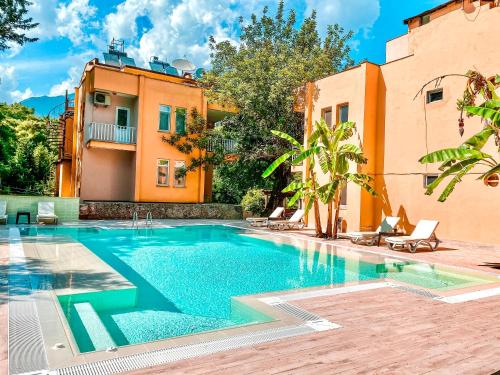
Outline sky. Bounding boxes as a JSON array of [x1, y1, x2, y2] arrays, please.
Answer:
[[0, 0, 445, 103]]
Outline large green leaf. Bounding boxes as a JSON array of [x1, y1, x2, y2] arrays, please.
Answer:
[[345, 173, 376, 196], [318, 180, 339, 203], [304, 195, 314, 213], [291, 146, 320, 165], [271, 130, 303, 150], [425, 158, 480, 195], [419, 148, 491, 164], [318, 148, 330, 174], [465, 104, 500, 125], [339, 143, 367, 164], [438, 163, 477, 202], [288, 190, 303, 207], [282, 180, 305, 193], [261, 150, 295, 177], [459, 127, 495, 150], [336, 155, 349, 175]]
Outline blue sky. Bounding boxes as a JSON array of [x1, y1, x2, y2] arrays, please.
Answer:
[[0, 0, 444, 103]]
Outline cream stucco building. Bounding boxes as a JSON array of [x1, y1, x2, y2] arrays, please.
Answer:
[[302, 0, 500, 244]]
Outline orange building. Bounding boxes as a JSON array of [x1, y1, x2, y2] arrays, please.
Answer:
[[303, 0, 500, 244], [55, 44, 232, 204]]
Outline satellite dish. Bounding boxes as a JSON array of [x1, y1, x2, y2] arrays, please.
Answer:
[[171, 58, 195, 71]]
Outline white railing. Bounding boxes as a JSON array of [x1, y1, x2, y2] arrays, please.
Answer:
[[84, 122, 137, 145], [206, 138, 237, 153]]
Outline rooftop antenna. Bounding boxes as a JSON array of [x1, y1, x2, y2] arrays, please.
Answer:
[[109, 38, 126, 56]]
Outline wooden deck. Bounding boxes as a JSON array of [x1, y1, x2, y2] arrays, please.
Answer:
[[128, 230, 500, 375]]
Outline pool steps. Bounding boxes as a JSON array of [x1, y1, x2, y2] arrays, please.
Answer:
[[73, 303, 116, 351]]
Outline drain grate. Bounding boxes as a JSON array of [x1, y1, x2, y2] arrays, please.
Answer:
[[9, 228, 49, 375], [390, 284, 440, 299], [271, 302, 323, 322], [57, 325, 315, 375]]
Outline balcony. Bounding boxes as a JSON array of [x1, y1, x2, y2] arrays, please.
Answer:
[[84, 123, 137, 151], [206, 138, 237, 153]]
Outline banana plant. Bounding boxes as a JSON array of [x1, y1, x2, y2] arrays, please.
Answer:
[[262, 130, 324, 237], [313, 119, 376, 238], [419, 74, 500, 202]]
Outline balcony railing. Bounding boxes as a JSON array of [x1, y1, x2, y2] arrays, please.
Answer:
[[206, 138, 237, 153], [84, 122, 137, 145]]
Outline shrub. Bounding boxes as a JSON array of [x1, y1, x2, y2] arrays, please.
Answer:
[[241, 188, 266, 216]]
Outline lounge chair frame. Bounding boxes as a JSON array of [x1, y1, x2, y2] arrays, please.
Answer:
[[387, 233, 441, 253], [267, 209, 305, 231]]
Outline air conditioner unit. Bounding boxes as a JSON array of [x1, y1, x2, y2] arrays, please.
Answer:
[[93, 92, 111, 106]]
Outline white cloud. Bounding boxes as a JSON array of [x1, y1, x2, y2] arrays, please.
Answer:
[[306, 0, 380, 37], [24, 0, 98, 45], [11, 88, 34, 102], [49, 66, 82, 96], [0, 65, 34, 103], [104, 0, 249, 68], [56, 0, 98, 44], [27, 0, 59, 40]]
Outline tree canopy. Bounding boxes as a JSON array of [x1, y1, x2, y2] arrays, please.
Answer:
[[0, 103, 56, 194], [200, 1, 354, 207], [0, 0, 38, 51]]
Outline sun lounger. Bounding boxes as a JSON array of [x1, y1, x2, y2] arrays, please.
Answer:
[[246, 207, 284, 227], [37, 202, 58, 224], [267, 209, 305, 230], [0, 201, 7, 224], [385, 219, 440, 253], [343, 216, 400, 246]]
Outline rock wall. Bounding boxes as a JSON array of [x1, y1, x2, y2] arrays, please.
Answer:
[[80, 201, 242, 220]]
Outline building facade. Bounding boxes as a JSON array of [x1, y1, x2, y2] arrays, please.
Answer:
[[303, 0, 500, 244], [56, 57, 232, 204]]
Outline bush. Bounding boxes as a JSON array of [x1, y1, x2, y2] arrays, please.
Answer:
[[241, 188, 266, 216]]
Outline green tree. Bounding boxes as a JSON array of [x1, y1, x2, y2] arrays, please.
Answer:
[[0, 0, 38, 51], [313, 119, 375, 238], [262, 130, 324, 237], [200, 1, 354, 207], [0, 103, 56, 194], [419, 72, 500, 201]]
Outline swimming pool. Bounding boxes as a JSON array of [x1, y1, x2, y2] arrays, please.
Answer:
[[21, 225, 496, 353]]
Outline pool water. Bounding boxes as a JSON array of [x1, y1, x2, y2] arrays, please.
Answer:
[[21, 225, 495, 353]]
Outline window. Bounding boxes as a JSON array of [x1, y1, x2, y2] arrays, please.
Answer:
[[322, 107, 332, 127], [424, 174, 439, 188], [159, 105, 171, 131], [337, 103, 349, 124], [174, 160, 186, 187], [157, 159, 169, 186], [420, 14, 430, 26], [427, 89, 443, 103], [340, 186, 347, 206], [175, 108, 187, 134], [115, 107, 130, 127]]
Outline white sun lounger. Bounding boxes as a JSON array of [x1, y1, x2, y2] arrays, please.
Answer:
[[386, 219, 440, 253], [37, 202, 58, 224], [267, 209, 305, 231], [246, 207, 284, 227], [343, 216, 400, 246], [0, 201, 7, 224]]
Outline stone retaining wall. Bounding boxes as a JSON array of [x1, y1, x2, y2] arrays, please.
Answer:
[[80, 201, 242, 220]]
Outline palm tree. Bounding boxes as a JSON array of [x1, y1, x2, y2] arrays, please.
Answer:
[[313, 119, 376, 238], [419, 72, 500, 201], [262, 130, 324, 237]]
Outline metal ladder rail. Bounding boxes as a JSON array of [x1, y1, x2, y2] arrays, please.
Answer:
[[132, 211, 138, 229], [146, 211, 153, 227]]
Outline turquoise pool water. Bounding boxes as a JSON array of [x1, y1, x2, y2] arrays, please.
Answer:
[[21, 225, 495, 353]]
